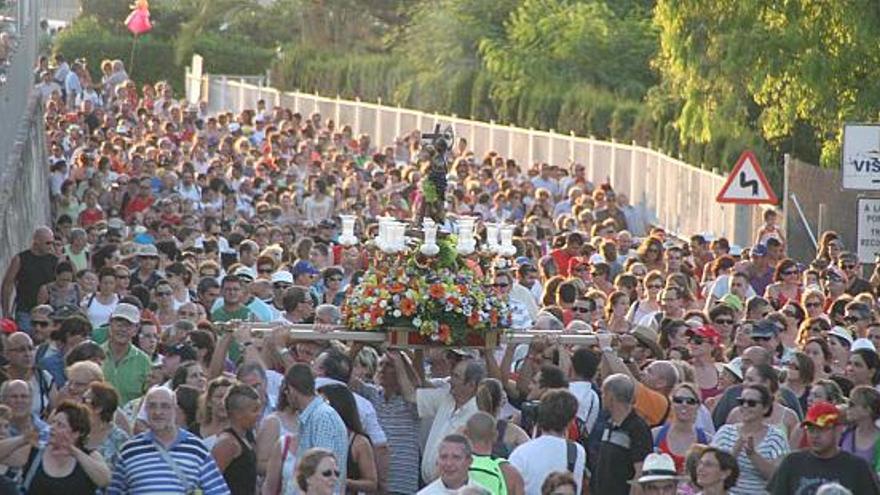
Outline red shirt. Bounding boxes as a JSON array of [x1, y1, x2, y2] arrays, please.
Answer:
[[124, 195, 155, 221], [550, 248, 575, 277], [78, 208, 104, 227]]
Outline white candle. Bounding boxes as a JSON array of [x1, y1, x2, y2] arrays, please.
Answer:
[[421, 218, 439, 256], [499, 225, 516, 256], [338, 215, 358, 246]]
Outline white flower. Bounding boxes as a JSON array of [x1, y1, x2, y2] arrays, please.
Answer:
[[379, 300, 388, 308], [393, 309, 402, 318], [376, 317, 384, 325], [413, 317, 423, 327]]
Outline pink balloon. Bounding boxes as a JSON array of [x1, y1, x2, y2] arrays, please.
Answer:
[[125, 8, 152, 35]]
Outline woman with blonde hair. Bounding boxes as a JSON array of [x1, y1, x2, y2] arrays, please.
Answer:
[[652, 383, 711, 474], [295, 448, 338, 495]]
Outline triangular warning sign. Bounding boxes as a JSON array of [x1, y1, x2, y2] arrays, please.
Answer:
[[716, 150, 778, 205]]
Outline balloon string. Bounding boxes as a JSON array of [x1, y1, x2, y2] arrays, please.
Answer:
[[129, 35, 138, 75]]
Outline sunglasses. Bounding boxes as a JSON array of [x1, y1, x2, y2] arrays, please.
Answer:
[[321, 469, 340, 478], [737, 398, 764, 408], [258, 268, 274, 274], [845, 315, 862, 323], [713, 318, 733, 325], [572, 306, 592, 313], [752, 336, 772, 342], [328, 277, 343, 282], [156, 291, 173, 296], [493, 283, 510, 289], [841, 264, 856, 270], [688, 335, 705, 345], [782, 270, 798, 276], [32, 320, 50, 328], [672, 396, 699, 405]]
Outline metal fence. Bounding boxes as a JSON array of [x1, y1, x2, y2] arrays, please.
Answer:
[[0, 0, 51, 284], [1, 0, 40, 166], [186, 56, 760, 246], [783, 155, 860, 264]]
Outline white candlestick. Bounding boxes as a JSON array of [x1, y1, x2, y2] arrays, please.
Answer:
[[499, 225, 516, 256], [338, 215, 358, 246], [421, 218, 439, 256]]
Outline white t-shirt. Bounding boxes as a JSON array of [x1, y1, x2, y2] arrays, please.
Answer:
[[417, 478, 485, 495], [417, 389, 478, 483], [84, 293, 118, 328], [568, 381, 600, 431], [510, 435, 586, 495]]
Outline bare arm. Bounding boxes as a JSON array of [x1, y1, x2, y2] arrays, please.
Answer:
[[390, 351, 416, 404], [255, 415, 280, 476], [211, 433, 241, 472], [72, 448, 112, 487], [262, 436, 296, 495], [1, 255, 19, 317], [0, 435, 32, 467], [208, 331, 234, 380], [36, 284, 49, 305], [346, 436, 378, 493], [500, 462, 525, 495]]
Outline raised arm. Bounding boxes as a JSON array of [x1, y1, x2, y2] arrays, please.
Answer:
[[1, 255, 19, 318]]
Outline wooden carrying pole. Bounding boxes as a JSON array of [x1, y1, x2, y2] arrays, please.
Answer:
[[218, 322, 598, 346]]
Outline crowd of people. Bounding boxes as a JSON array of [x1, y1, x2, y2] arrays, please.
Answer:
[[0, 52, 878, 495]]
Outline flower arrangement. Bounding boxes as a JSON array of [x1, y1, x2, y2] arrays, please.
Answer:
[[342, 236, 511, 346]]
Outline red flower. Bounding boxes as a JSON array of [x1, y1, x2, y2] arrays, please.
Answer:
[[389, 282, 406, 294], [429, 284, 446, 299], [400, 298, 417, 317], [468, 311, 480, 327], [438, 323, 452, 343]]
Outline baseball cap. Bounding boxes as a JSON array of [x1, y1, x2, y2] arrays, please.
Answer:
[[318, 219, 336, 229], [722, 358, 744, 382], [719, 293, 743, 312], [751, 244, 768, 257], [828, 326, 854, 347], [137, 244, 159, 257], [111, 303, 141, 324], [51, 304, 82, 321], [271, 270, 294, 285], [750, 319, 781, 338], [802, 401, 841, 428], [687, 325, 722, 345], [0, 319, 18, 335], [165, 343, 198, 361], [233, 266, 257, 282], [852, 338, 877, 353], [291, 260, 320, 277]]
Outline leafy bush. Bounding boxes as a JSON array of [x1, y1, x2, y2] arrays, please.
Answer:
[[54, 17, 272, 93]]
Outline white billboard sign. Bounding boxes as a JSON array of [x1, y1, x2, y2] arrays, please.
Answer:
[[843, 124, 880, 190]]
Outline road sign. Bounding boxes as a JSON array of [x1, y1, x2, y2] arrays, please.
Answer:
[[716, 151, 778, 204], [842, 124, 880, 190], [857, 198, 880, 263]]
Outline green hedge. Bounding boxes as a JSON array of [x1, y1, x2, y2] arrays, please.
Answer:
[[54, 17, 274, 94]]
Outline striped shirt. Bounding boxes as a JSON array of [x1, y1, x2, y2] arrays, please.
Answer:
[[109, 428, 230, 495], [297, 396, 349, 493], [711, 423, 789, 495], [360, 383, 420, 494]]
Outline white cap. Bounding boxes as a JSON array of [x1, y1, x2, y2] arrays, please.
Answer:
[[852, 338, 877, 353], [111, 303, 141, 324], [828, 326, 854, 347], [271, 270, 294, 285]]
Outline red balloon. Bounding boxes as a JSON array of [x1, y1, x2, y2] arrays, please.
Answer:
[[125, 7, 152, 35]]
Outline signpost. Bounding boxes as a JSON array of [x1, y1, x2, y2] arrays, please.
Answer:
[[842, 124, 880, 190], [717, 151, 778, 204]]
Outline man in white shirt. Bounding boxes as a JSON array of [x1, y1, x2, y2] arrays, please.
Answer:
[[414, 359, 484, 483], [417, 434, 487, 494], [509, 389, 587, 495]]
